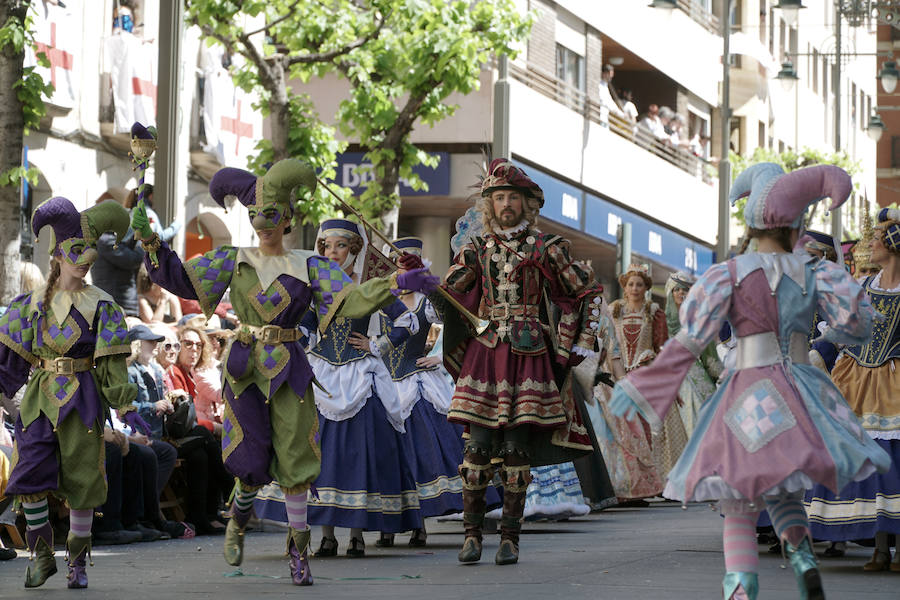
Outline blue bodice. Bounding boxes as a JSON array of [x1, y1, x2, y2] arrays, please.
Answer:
[[379, 297, 435, 381], [310, 314, 373, 365], [845, 279, 900, 367]]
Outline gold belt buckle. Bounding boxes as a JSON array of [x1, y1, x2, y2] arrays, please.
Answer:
[[54, 357, 74, 375], [259, 325, 281, 343]]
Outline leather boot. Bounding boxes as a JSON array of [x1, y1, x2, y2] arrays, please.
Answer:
[[723, 572, 758, 600], [495, 464, 531, 566], [457, 458, 493, 563], [286, 527, 313, 586], [784, 537, 824, 600], [65, 533, 91, 589], [24, 522, 57, 588], [223, 506, 252, 566]]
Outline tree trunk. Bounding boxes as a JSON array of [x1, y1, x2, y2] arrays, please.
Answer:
[[269, 62, 290, 162], [0, 1, 29, 305]]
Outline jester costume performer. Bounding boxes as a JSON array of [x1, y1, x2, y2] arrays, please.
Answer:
[[434, 159, 599, 565], [0, 197, 149, 589], [303, 220, 425, 556], [134, 162, 437, 585], [609, 162, 891, 600], [806, 208, 900, 571]]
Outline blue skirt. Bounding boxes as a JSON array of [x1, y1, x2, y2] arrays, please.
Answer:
[[404, 399, 503, 517], [806, 438, 900, 541], [308, 393, 423, 533]]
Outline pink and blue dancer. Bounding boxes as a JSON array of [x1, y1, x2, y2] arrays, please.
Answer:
[[610, 162, 892, 600]]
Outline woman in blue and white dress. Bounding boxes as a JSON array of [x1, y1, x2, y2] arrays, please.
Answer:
[[303, 220, 423, 557], [370, 237, 502, 545]]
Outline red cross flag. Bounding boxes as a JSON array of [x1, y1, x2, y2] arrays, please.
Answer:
[[104, 30, 158, 133], [200, 45, 262, 168], [25, 1, 78, 108]]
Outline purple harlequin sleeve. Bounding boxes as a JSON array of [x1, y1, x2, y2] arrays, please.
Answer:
[[0, 343, 30, 399], [815, 260, 876, 347], [618, 262, 734, 430], [144, 240, 201, 301]]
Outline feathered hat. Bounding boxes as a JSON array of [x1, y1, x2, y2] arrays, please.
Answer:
[[32, 197, 129, 263], [618, 263, 652, 289], [481, 158, 544, 207], [729, 162, 853, 230], [209, 158, 316, 233]]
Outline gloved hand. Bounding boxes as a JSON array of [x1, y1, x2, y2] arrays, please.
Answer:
[[122, 410, 152, 436], [608, 384, 649, 422], [131, 202, 154, 242], [396, 267, 440, 295], [397, 252, 424, 271]]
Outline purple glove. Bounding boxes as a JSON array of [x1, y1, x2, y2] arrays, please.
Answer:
[[396, 267, 440, 295], [123, 410, 152, 436]]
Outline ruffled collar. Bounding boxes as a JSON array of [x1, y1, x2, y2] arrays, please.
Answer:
[[869, 270, 900, 293], [491, 219, 529, 240]]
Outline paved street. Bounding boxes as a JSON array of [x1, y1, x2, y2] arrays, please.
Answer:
[[1, 501, 896, 599]]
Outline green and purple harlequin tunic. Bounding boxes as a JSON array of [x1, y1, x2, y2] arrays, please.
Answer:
[[0, 285, 136, 508], [145, 242, 400, 493]]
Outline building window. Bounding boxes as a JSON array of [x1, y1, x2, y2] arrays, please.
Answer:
[[555, 43, 584, 93], [891, 137, 900, 168], [758, 121, 765, 148], [779, 19, 786, 61], [768, 7, 775, 55]]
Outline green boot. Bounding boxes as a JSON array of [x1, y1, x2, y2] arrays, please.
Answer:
[[65, 533, 91, 589], [223, 507, 252, 566], [286, 527, 313, 586], [24, 523, 57, 588]]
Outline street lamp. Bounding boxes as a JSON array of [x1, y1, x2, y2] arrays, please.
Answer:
[[648, 0, 677, 11], [775, 0, 805, 27], [775, 61, 800, 92], [867, 113, 886, 142], [879, 61, 900, 94]]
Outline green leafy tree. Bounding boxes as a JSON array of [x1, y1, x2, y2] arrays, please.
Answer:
[[185, 0, 391, 228], [730, 146, 864, 235], [186, 0, 530, 233], [0, 0, 53, 304]]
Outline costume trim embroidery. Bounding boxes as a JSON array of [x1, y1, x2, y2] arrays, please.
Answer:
[[725, 379, 796, 453]]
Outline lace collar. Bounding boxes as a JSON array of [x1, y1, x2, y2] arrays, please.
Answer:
[[491, 219, 529, 240]]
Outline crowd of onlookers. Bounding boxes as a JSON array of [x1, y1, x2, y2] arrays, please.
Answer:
[[0, 187, 246, 555], [597, 63, 710, 160]]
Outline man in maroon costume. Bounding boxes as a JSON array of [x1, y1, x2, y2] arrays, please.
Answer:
[[435, 159, 599, 565]]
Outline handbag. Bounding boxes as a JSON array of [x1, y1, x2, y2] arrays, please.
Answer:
[[164, 397, 198, 440]]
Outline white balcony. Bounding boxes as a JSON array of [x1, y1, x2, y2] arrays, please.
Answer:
[[507, 64, 718, 245]]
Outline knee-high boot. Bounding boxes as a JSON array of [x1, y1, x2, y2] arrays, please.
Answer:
[[457, 453, 494, 563], [496, 463, 531, 565]]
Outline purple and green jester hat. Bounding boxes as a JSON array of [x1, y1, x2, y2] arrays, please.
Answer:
[[209, 159, 317, 233], [875, 207, 900, 252], [32, 196, 130, 266], [729, 162, 853, 230]]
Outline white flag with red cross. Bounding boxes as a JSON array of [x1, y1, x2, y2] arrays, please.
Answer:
[[200, 46, 262, 169], [25, 0, 79, 108], [104, 30, 157, 134]]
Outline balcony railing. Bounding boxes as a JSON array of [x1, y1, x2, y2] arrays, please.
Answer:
[[509, 62, 712, 183], [677, 0, 719, 35]]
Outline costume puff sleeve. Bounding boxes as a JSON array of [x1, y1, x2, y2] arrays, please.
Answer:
[[0, 293, 36, 398], [814, 260, 876, 347], [93, 301, 138, 414], [435, 243, 482, 317], [145, 241, 238, 319], [545, 242, 594, 362], [611, 262, 733, 432]]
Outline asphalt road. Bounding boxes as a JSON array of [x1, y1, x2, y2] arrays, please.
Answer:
[[1, 501, 896, 599]]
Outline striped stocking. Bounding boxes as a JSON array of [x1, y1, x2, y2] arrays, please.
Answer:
[[764, 495, 809, 547]]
